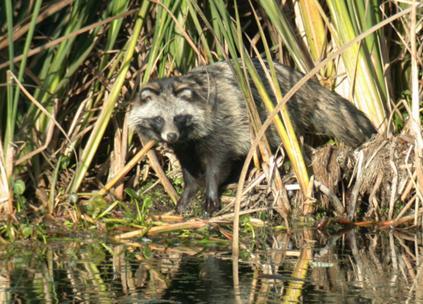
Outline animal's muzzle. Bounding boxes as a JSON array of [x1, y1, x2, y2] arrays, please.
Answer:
[[165, 132, 179, 144]]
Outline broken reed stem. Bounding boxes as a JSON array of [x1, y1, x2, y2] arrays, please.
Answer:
[[98, 139, 155, 195], [100, 136, 178, 204], [395, 195, 416, 222], [393, 208, 423, 227], [113, 208, 269, 240], [314, 180, 345, 215], [145, 148, 179, 204], [209, 207, 269, 223], [147, 220, 207, 236]]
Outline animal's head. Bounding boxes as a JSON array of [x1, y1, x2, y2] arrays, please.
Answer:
[[128, 77, 212, 144]]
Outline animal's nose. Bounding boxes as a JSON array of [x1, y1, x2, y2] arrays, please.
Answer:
[[166, 132, 178, 143]]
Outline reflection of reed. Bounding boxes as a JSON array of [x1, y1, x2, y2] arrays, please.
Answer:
[[282, 229, 314, 303], [309, 230, 423, 303], [244, 231, 304, 303], [0, 272, 10, 303], [0, 241, 185, 302], [111, 243, 182, 301], [2, 230, 422, 303], [344, 230, 419, 303], [242, 228, 423, 303]]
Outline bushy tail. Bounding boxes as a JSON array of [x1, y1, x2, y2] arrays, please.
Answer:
[[269, 62, 377, 147], [318, 97, 377, 147]]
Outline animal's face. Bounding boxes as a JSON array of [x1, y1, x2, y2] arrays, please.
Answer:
[[129, 77, 211, 144]]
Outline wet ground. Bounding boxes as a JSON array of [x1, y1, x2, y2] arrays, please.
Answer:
[[1, 228, 422, 303]]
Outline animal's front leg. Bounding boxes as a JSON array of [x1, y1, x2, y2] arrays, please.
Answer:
[[204, 157, 231, 216], [176, 168, 201, 214]]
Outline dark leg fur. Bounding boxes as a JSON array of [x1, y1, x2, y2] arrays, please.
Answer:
[[174, 143, 237, 215], [176, 167, 201, 214], [204, 155, 234, 215], [174, 144, 204, 214], [204, 157, 245, 214]]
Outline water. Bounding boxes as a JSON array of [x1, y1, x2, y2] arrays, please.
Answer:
[[1, 229, 422, 303]]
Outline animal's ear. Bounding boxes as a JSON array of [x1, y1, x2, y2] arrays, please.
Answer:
[[174, 83, 193, 100], [139, 82, 160, 103]]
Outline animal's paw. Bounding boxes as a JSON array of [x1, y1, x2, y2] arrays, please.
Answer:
[[175, 199, 187, 215], [204, 197, 221, 217]]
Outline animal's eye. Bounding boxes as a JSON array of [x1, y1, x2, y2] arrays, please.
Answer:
[[152, 116, 164, 127], [140, 88, 157, 103], [142, 95, 152, 102], [174, 114, 193, 126], [175, 88, 193, 100]]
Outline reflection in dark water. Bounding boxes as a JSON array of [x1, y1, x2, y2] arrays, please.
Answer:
[[0, 230, 422, 303]]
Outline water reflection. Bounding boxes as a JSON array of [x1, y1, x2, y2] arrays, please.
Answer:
[[0, 229, 422, 303]]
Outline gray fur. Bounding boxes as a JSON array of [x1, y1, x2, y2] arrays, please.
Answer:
[[128, 60, 376, 214]]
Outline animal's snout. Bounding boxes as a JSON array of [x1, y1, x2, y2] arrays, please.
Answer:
[[165, 132, 179, 144]]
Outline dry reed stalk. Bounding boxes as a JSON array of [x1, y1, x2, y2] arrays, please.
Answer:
[[147, 220, 207, 236], [98, 139, 155, 195]]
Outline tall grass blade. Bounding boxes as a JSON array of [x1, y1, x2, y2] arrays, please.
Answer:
[[5, 0, 43, 156], [69, 2, 151, 193], [3, 0, 15, 153], [326, 0, 388, 132], [258, 0, 314, 72]]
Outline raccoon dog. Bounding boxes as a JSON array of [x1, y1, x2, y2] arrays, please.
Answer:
[[129, 60, 376, 215]]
